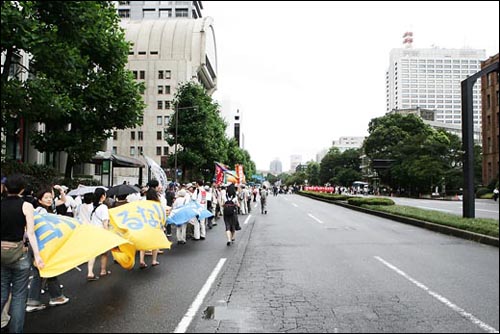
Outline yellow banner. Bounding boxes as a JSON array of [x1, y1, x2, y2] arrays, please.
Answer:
[[34, 213, 130, 278], [108, 200, 172, 269]]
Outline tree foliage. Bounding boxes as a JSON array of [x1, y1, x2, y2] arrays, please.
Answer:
[[1, 1, 145, 177], [363, 113, 468, 195], [166, 81, 256, 183]]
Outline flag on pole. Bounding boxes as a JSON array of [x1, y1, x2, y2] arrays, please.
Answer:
[[215, 162, 230, 185], [144, 155, 168, 193]]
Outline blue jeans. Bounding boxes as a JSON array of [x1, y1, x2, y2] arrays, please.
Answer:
[[27, 266, 63, 304], [1, 251, 31, 333]]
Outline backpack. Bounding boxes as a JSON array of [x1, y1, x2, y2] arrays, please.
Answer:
[[223, 199, 236, 217]]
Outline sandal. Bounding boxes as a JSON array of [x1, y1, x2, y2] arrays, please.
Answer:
[[152, 262, 160, 267], [87, 275, 99, 281], [139, 263, 148, 269], [100, 270, 111, 277]]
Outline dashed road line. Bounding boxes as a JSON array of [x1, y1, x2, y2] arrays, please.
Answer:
[[375, 256, 498, 333], [307, 213, 324, 224]]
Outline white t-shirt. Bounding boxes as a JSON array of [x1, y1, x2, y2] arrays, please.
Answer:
[[77, 203, 93, 224], [91, 203, 109, 228]]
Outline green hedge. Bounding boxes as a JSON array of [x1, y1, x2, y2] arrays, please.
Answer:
[[476, 187, 490, 198], [347, 197, 395, 206]]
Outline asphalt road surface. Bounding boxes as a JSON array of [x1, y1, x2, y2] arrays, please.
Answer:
[[24, 195, 499, 333]]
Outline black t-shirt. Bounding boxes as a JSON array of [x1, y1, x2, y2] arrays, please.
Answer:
[[166, 191, 175, 207], [1, 196, 27, 242]]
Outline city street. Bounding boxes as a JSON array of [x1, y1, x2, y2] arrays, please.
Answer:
[[385, 197, 499, 220], [25, 195, 499, 333]]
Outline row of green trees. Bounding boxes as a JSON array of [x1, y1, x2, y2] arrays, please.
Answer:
[[1, 1, 256, 183], [269, 113, 486, 197], [1, 1, 145, 178]]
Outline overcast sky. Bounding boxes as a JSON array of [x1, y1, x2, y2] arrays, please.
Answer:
[[202, 1, 499, 172]]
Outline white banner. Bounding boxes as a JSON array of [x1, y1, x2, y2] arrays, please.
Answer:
[[144, 156, 168, 194]]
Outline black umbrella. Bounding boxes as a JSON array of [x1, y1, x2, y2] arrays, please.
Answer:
[[106, 184, 141, 197]]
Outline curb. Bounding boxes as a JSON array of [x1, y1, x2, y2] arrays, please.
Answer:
[[191, 215, 256, 333], [299, 193, 499, 248]]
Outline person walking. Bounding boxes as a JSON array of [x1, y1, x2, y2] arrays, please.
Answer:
[[1, 174, 44, 333], [26, 187, 70, 312], [223, 194, 239, 246], [138, 180, 162, 269], [173, 189, 190, 245], [493, 187, 499, 202], [260, 185, 268, 214], [87, 188, 111, 280]]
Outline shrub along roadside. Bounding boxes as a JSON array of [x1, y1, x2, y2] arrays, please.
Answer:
[[366, 205, 498, 238], [347, 197, 395, 206]]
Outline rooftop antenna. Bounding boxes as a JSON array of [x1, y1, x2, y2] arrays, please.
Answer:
[[403, 31, 413, 48]]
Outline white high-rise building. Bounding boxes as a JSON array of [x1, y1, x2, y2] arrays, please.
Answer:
[[386, 39, 486, 127], [269, 158, 282, 175], [332, 136, 364, 152], [116, 1, 203, 20], [290, 155, 302, 172]]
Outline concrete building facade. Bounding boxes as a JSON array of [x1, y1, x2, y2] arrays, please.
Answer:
[[108, 18, 217, 182], [116, 1, 203, 20], [269, 158, 282, 175], [332, 136, 364, 153], [386, 45, 486, 128], [481, 53, 499, 186]]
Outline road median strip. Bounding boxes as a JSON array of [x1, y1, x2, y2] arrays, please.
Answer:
[[298, 192, 499, 247]]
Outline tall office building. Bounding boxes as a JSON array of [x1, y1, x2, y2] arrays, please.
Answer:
[[290, 155, 302, 172], [269, 158, 282, 175], [108, 15, 217, 183], [386, 33, 486, 128], [481, 53, 499, 186], [116, 1, 203, 20], [332, 136, 364, 153]]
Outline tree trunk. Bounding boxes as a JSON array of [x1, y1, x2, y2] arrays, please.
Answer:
[[65, 154, 73, 179]]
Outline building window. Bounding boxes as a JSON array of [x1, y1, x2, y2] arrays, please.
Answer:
[[157, 116, 162, 125], [138, 146, 143, 155], [130, 147, 135, 156], [139, 71, 145, 80], [130, 131, 135, 140], [138, 131, 143, 141], [164, 116, 170, 124], [112, 146, 117, 154], [113, 131, 118, 140], [158, 86, 163, 94], [143, 9, 157, 19], [156, 146, 162, 155], [163, 147, 169, 156], [175, 8, 189, 17], [487, 94, 491, 109], [165, 85, 171, 94], [158, 101, 163, 110], [158, 71, 164, 79], [157, 131, 162, 140], [159, 9, 172, 18], [132, 71, 138, 80], [165, 101, 171, 109], [118, 9, 130, 18], [165, 70, 171, 79], [95, 164, 102, 175]]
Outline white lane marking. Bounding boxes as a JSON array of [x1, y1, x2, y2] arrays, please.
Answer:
[[243, 214, 252, 225], [308, 213, 324, 224], [174, 258, 227, 333], [292, 203, 298, 207], [416, 206, 452, 212], [374, 256, 498, 333]]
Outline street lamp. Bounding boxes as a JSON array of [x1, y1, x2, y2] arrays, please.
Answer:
[[173, 105, 198, 183]]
